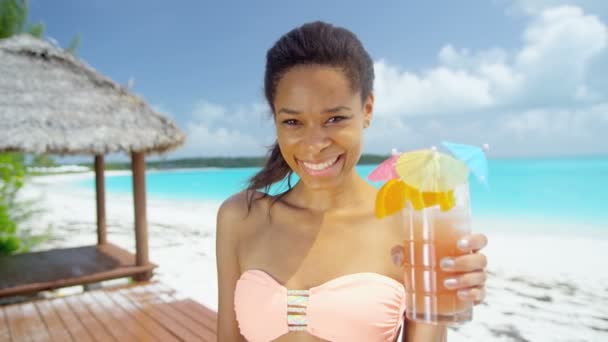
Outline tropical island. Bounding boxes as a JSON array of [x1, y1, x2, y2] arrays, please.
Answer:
[[84, 154, 391, 170]]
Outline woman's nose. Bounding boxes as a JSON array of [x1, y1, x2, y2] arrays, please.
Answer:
[[302, 125, 331, 153]]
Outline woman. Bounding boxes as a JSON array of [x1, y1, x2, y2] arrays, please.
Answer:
[[216, 21, 488, 342]]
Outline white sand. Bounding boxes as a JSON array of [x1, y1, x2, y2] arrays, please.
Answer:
[[16, 172, 608, 341]]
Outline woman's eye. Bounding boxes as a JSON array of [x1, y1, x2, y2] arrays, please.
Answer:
[[327, 116, 347, 124], [282, 119, 299, 125]]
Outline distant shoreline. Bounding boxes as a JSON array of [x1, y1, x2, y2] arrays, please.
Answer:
[[74, 154, 392, 171], [46, 153, 608, 172]]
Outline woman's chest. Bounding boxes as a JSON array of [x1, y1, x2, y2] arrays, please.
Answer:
[[237, 211, 404, 288]]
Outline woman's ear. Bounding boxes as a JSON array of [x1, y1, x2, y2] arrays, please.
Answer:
[[363, 94, 374, 128]]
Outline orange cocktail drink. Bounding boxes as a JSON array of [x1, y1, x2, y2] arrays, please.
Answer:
[[402, 183, 473, 324], [372, 147, 478, 325]]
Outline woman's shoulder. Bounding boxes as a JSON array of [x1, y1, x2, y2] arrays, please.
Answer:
[[216, 191, 263, 251], [217, 190, 269, 229]]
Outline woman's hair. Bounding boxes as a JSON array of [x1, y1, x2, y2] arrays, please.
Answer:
[[245, 21, 374, 211]]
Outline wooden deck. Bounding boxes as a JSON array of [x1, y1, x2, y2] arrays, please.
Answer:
[[0, 281, 218, 341], [0, 243, 156, 298]]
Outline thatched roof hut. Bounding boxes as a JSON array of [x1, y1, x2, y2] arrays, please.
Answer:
[[0, 34, 185, 155], [0, 34, 185, 297]]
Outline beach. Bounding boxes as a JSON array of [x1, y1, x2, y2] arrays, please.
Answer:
[[18, 172, 608, 342]]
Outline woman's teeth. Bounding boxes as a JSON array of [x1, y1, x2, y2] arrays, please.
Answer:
[[302, 156, 339, 170]]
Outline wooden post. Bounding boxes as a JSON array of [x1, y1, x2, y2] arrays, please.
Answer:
[[131, 151, 152, 281], [95, 155, 107, 245]]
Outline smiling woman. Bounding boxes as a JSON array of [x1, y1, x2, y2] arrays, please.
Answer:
[[216, 21, 488, 342], [245, 22, 374, 207], [272, 65, 371, 191]]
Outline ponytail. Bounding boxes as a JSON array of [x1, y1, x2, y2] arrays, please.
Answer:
[[245, 141, 294, 212]]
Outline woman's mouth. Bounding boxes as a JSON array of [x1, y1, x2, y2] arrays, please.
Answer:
[[297, 154, 344, 177]]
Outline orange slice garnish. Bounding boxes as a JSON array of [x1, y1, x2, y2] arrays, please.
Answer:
[[376, 180, 457, 217], [422, 191, 439, 207], [375, 179, 408, 218], [438, 190, 456, 211], [405, 184, 457, 212], [384, 180, 408, 217]]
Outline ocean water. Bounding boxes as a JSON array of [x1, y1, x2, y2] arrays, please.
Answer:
[[75, 157, 608, 228]]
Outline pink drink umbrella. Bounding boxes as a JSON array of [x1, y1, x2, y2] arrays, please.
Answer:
[[367, 148, 401, 182]]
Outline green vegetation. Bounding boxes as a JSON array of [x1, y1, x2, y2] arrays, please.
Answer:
[[77, 154, 391, 170], [0, 153, 51, 256], [0, 0, 28, 39], [31, 154, 57, 168], [0, 0, 80, 48]]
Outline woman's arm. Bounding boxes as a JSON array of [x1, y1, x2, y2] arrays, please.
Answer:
[[216, 193, 248, 342], [402, 319, 447, 342]]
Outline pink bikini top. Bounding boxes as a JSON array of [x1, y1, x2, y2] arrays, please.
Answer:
[[234, 269, 406, 342]]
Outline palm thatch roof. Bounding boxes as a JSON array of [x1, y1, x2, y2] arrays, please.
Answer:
[[0, 34, 185, 155]]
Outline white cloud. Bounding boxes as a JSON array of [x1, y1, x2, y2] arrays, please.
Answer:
[[183, 122, 262, 157], [364, 116, 418, 153], [191, 100, 227, 123], [514, 6, 607, 104], [374, 5, 607, 118], [365, 102, 608, 157], [495, 103, 608, 156], [510, 0, 607, 16], [168, 5, 608, 158], [501, 104, 606, 138], [368, 5, 608, 156], [374, 61, 494, 116], [173, 100, 274, 157]]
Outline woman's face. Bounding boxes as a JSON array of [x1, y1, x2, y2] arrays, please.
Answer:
[[273, 65, 373, 191]]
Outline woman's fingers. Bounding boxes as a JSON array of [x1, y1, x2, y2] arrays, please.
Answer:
[[442, 271, 486, 290], [392, 236, 488, 306], [440, 253, 487, 273], [456, 233, 488, 253], [457, 287, 486, 303], [393, 245, 488, 272], [392, 243, 488, 305]]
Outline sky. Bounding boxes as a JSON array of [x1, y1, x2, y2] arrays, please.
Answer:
[[27, 0, 608, 160]]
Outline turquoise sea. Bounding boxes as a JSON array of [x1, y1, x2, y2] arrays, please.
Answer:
[[76, 157, 608, 229]]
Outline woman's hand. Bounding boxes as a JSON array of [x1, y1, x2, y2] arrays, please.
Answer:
[[391, 233, 488, 304]]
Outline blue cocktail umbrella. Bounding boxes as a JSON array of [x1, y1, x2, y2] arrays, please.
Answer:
[[441, 141, 489, 187]]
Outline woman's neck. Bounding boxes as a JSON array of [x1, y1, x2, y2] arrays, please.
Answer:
[[284, 171, 373, 214]]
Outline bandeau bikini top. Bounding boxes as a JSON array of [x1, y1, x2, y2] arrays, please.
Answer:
[[234, 269, 406, 341]]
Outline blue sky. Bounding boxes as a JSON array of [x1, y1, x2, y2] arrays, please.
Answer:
[[28, 0, 608, 160]]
